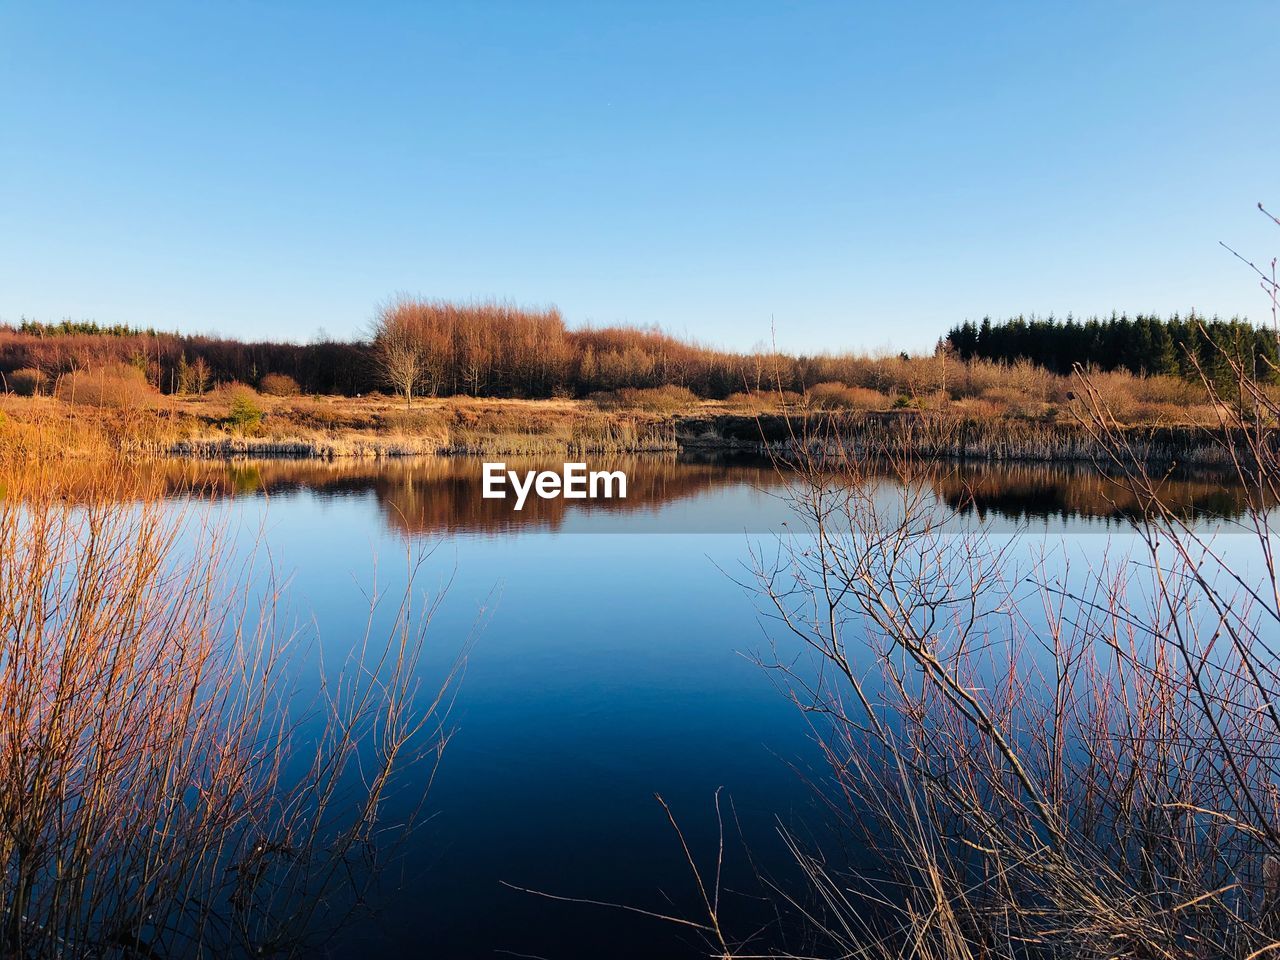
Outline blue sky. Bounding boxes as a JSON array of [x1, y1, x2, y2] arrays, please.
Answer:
[[2, 2, 1277, 353]]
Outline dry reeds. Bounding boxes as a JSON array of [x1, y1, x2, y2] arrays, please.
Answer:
[[728, 211, 1280, 958], [0, 458, 459, 958], [740, 408, 1280, 957]]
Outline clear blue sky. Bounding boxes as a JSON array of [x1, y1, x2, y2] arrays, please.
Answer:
[[2, 2, 1277, 353]]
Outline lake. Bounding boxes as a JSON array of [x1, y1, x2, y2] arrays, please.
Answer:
[[130, 453, 1255, 958]]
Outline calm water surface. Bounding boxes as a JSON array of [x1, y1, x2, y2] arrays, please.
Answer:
[[146, 454, 1253, 958]]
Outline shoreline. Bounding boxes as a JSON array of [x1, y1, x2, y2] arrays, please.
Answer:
[[159, 411, 1240, 471], [675, 412, 1240, 469], [0, 394, 1238, 469]]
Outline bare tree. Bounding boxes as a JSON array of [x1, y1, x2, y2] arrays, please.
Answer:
[[378, 335, 425, 407], [372, 299, 426, 407], [688, 205, 1280, 959]]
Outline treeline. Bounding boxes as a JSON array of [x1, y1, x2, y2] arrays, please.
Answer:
[[0, 326, 370, 396], [18, 318, 166, 338], [368, 298, 793, 400], [4, 302, 1275, 401], [946, 314, 1279, 382], [1, 300, 877, 400]]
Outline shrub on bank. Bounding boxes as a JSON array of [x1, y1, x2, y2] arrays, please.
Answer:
[[259, 372, 301, 397], [55, 364, 154, 409], [807, 382, 888, 411], [223, 385, 264, 433], [5, 368, 46, 396], [946, 359, 1007, 400], [723, 389, 802, 412], [592, 385, 699, 413]]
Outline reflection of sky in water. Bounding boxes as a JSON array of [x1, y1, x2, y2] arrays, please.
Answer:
[[161, 459, 1271, 959]]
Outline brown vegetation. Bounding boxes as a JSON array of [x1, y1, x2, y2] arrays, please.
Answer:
[[590, 385, 701, 413], [2, 368, 45, 396], [7, 303, 1268, 409], [805, 381, 889, 411], [0, 373, 1251, 466], [54, 363, 155, 410], [370, 297, 571, 402], [652, 339, 1280, 957], [704, 210, 1280, 959], [0, 298, 1251, 467], [0, 452, 461, 957], [0, 393, 683, 460], [258, 372, 300, 396]]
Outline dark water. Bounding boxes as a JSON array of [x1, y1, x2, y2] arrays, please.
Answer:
[[140, 454, 1252, 958]]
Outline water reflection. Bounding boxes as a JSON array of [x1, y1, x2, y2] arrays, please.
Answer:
[[2, 453, 1259, 958], [14, 454, 1257, 533], [932, 462, 1253, 525]]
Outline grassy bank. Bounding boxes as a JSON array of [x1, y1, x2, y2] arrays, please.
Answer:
[[0, 386, 1248, 466], [0, 393, 680, 460]]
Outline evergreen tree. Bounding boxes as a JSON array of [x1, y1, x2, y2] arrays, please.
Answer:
[[943, 312, 1275, 383]]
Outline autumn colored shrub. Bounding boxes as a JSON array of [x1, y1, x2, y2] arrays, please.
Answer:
[[948, 396, 1004, 419], [371, 298, 571, 403], [55, 364, 154, 409], [1003, 358, 1062, 402], [946, 359, 1007, 400], [723, 389, 801, 412], [1130, 373, 1202, 406], [598, 385, 700, 413], [4, 368, 45, 396], [979, 383, 1052, 419], [259, 372, 300, 396], [807, 382, 888, 411]]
